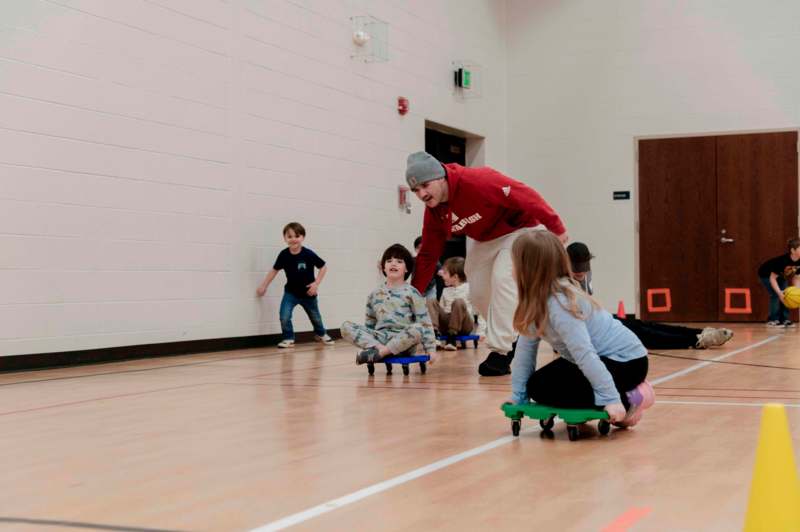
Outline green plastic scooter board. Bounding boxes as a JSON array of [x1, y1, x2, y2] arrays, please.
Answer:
[[502, 402, 611, 441]]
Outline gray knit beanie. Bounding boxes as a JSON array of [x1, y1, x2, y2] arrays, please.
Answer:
[[405, 151, 445, 188]]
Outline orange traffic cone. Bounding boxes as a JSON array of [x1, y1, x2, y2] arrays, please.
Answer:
[[617, 300, 626, 319]]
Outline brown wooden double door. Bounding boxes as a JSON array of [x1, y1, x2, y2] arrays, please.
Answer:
[[639, 131, 798, 322]]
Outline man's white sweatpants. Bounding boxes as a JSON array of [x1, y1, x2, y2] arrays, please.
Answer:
[[464, 226, 543, 354]]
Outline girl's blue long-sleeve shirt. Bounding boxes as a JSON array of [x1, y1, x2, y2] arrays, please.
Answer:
[[510, 285, 647, 406]]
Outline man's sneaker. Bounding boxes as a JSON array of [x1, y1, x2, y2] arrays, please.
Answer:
[[478, 351, 511, 376], [695, 327, 734, 349], [277, 339, 295, 348], [355, 347, 381, 365], [767, 320, 782, 327], [783, 320, 796, 327], [315, 334, 335, 345], [615, 380, 655, 428]]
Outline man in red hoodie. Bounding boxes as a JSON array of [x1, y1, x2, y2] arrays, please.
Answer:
[[407, 152, 568, 376]]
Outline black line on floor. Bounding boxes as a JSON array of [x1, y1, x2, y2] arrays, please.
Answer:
[[0, 517, 182, 532], [656, 385, 800, 393], [657, 393, 800, 401], [648, 351, 800, 371], [215, 381, 507, 392], [0, 346, 336, 387]]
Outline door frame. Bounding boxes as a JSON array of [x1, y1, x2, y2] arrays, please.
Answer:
[[424, 120, 485, 167], [633, 127, 800, 319]]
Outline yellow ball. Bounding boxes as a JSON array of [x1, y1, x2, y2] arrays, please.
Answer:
[[784, 286, 800, 309]]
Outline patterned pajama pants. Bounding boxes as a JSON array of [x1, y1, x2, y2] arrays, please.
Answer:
[[341, 322, 424, 355]]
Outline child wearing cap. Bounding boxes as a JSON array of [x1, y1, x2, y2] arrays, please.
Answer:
[[566, 242, 593, 294], [566, 242, 733, 350]]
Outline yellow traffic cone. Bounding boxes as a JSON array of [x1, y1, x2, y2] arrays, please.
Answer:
[[743, 403, 800, 531]]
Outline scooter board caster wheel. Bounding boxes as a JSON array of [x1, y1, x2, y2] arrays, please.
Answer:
[[501, 402, 609, 442], [381, 355, 431, 378], [567, 425, 580, 441]]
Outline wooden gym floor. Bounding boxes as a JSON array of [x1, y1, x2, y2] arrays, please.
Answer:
[[1, 324, 798, 531]]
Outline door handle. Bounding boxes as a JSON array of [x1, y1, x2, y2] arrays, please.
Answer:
[[720, 237, 735, 243]]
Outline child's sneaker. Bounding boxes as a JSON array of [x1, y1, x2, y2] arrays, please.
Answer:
[[277, 339, 295, 348], [766, 320, 782, 327], [783, 320, 795, 327], [315, 334, 335, 345], [615, 380, 655, 428], [695, 327, 734, 349], [355, 347, 381, 365], [444, 343, 458, 351]]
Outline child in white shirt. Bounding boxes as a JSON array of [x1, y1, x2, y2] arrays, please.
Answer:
[[427, 257, 486, 350]]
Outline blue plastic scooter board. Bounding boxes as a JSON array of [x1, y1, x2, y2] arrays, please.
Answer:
[[367, 355, 430, 376], [501, 402, 610, 441], [436, 334, 480, 348]]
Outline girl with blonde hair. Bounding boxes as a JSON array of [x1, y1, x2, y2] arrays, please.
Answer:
[[507, 231, 654, 427]]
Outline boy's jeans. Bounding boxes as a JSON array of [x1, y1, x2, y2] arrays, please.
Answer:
[[279, 292, 327, 340], [759, 276, 788, 322]]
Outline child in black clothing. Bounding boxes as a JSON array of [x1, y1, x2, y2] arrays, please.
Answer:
[[567, 242, 733, 350], [757, 238, 800, 326], [256, 222, 334, 348]]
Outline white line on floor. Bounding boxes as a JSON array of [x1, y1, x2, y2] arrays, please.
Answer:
[[250, 430, 535, 532], [250, 335, 783, 531], [650, 335, 781, 385], [658, 399, 800, 408]]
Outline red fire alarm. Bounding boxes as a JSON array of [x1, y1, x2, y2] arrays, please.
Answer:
[[397, 96, 409, 115]]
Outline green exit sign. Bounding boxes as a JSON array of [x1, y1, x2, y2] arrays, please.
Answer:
[[455, 68, 472, 89]]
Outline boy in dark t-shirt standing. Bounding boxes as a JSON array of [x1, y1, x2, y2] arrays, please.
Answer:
[[758, 238, 800, 326], [256, 222, 335, 347]]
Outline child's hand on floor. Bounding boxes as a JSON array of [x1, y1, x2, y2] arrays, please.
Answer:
[[604, 403, 626, 423], [428, 351, 439, 364]]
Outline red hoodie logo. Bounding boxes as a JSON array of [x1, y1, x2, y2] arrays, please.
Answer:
[[451, 212, 483, 232]]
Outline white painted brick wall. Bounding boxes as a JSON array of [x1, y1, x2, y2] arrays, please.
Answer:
[[0, 0, 508, 356], [507, 0, 800, 313]]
